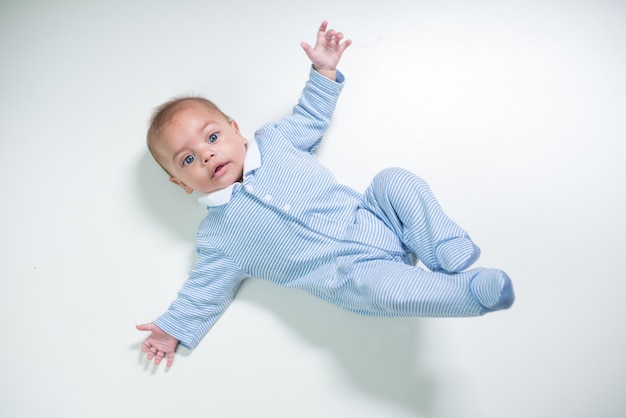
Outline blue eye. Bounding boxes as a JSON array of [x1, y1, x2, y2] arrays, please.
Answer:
[[183, 154, 195, 165], [208, 133, 218, 143]]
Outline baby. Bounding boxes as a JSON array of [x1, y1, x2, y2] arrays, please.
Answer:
[[137, 21, 514, 367]]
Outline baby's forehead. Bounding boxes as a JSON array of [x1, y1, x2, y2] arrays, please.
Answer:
[[171, 100, 223, 121], [159, 102, 225, 144]]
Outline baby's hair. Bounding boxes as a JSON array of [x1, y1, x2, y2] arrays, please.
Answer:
[[146, 96, 230, 175]]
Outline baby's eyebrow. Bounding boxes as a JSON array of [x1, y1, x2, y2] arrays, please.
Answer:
[[171, 146, 189, 165], [198, 119, 222, 135], [198, 121, 211, 134], [168, 136, 193, 164]]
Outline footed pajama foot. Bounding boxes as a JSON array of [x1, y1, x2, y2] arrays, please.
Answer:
[[470, 268, 515, 311], [434, 237, 480, 273]]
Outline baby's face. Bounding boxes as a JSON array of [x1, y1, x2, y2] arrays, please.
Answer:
[[155, 103, 248, 194]]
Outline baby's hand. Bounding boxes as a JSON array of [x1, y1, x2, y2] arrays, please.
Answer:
[[136, 323, 179, 368], [301, 21, 352, 79]]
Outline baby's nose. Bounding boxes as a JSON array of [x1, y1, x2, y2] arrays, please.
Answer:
[[202, 148, 216, 163]]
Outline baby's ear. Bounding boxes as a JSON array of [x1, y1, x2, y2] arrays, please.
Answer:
[[169, 177, 193, 194]]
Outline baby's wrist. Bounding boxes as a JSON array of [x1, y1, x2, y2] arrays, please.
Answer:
[[313, 66, 337, 81]]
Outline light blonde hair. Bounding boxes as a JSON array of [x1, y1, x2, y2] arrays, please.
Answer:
[[146, 97, 230, 174]]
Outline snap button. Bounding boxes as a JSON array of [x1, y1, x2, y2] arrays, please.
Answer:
[[263, 194, 272, 202], [283, 204, 291, 211]]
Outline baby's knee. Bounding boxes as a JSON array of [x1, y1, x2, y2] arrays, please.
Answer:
[[369, 167, 428, 195], [372, 167, 412, 184]]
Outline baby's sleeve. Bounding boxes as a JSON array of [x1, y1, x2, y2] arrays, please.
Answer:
[[273, 66, 345, 152], [153, 246, 248, 349]]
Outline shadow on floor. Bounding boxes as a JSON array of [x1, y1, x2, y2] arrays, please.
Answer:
[[236, 279, 439, 416]]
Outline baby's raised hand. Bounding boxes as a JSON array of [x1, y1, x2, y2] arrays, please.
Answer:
[[301, 21, 351, 78]]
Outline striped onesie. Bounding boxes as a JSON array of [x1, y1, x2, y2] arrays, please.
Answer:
[[153, 68, 514, 349]]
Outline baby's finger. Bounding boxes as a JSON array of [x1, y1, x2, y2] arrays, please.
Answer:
[[300, 41, 312, 54], [153, 351, 165, 365], [318, 20, 328, 34]]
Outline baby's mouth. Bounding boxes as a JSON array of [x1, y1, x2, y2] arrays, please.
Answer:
[[213, 163, 227, 177]]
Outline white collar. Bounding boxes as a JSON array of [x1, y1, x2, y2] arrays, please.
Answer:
[[197, 139, 262, 207]]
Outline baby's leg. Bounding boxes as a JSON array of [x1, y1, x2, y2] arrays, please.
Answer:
[[331, 259, 514, 317], [361, 168, 479, 272]]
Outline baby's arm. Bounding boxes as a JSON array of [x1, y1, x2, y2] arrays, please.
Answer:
[[267, 22, 351, 152], [137, 246, 247, 367], [301, 21, 352, 81]]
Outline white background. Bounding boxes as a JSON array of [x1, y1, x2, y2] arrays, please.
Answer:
[[1, 0, 625, 417]]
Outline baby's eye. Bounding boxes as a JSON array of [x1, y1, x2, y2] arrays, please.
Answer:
[[183, 154, 195, 165], [208, 133, 219, 143]]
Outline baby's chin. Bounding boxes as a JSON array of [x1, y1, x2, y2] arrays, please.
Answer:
[[199, 179, 241, 195]]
